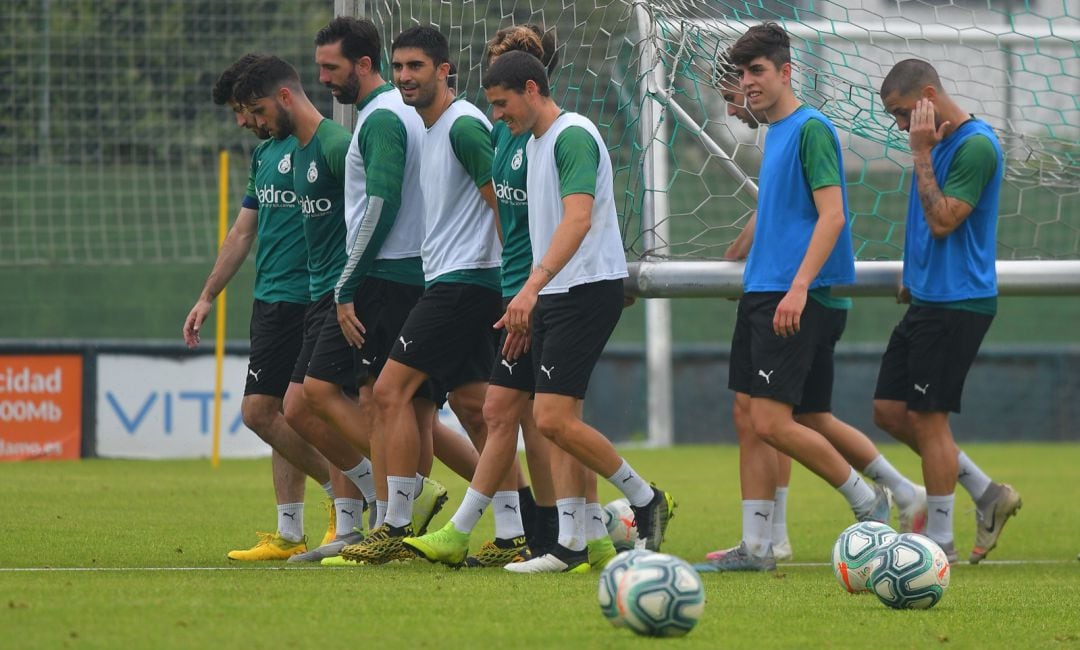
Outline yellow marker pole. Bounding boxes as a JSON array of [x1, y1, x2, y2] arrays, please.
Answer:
[[212, 150, 229, 468]]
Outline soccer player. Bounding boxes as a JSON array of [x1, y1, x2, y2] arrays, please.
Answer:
[[230, 54, 383, 553], [701, 63, 927, 572], [874, 58, 1021, 564], [406, 25, 590, 569], [709, 23, 892, 571], [338, 26, 504, 565], [183, 54, 338, 561], [476, 50, 675, 574], [285, 17, 449, 562]]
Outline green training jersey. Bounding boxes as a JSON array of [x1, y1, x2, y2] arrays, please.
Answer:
[[491, 121, 532, 297], [292, 119, 351, 300], [244, 136, 308, 304]]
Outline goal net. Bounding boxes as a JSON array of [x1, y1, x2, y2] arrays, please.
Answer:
[[4, 1, 1076, 269], [369, 0, 1079, 267]]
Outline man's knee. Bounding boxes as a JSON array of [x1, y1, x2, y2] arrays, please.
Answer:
[[241, 395, 280, 436], [872, 400, 906, 435]]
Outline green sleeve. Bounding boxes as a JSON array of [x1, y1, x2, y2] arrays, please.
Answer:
[[335, 110, 406, 303], [448, 115, 493, 188], [942, 134, 999, 207], [554, 126, 599, 197], [322, 123, 351, 184], [799, 118, 842, 191]]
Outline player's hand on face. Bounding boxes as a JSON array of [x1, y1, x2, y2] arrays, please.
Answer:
[[908, 98, 950, 156], [182, 300, 212, 349], [773, 288, 806, 338], [336, 302, 367, 348]]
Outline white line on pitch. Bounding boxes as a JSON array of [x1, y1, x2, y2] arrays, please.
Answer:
[[0, 566, 329, 572], [0, 559, 1074, 572]]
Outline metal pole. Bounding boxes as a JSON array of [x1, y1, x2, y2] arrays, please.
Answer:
[[635, 3, 674, 448], [39, 0, 50, 164], [626, 260, 1080, 298]]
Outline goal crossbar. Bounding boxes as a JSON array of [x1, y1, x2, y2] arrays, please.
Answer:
[[627, 260, 1080, 299]]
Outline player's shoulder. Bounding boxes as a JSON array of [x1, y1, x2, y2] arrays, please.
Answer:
[[316, 118, 352, 141], [448, 99, 491, 128]]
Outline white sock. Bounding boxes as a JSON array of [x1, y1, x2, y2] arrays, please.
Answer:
[[335, 498, 364, 537], [956, 451, 993, 501], [276, 503, 304, 542], [585, 502, 607, 542], [864, 455, 917, 507], [493, 491, 526, 540], [926, 493, 955, 545], [343, 460, 376, 503], [385, 475, 414, 529], [414, 473, 425, 498], [320, 481, 335, 499], [450, 487, 492, 534], [837, 467, 876, 512], [606, 460, 654, 507], [772, 487, 789, 544], [556, 497, 587, 552], [375, 500, 387, 529], [742, 500, 773, 557]]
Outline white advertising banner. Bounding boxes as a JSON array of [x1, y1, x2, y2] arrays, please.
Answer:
[[96, 354, 270, 459]]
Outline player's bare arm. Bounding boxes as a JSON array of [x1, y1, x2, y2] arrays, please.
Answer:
[[182, 206, 258, 348], [773, 185, 845, 338], [724, 210, 756, 261], [478, 180, 504, 243], [910, 98, 974, 238]]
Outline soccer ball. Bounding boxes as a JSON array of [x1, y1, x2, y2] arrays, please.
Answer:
[[615, 552, 705, 637], [603, 498, 639, 551], [832, 521, 898, 593], [869, 533, 951, 610], [597, 549, 655, 627]]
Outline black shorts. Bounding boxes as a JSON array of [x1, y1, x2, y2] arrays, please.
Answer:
[[290, 293, 334, 384], [300, 292, 360, 394], [246, 299, 306, 398], [874, 304, 993, 413], [489, 296, 536, 393], [793, 306, 847, 415], [354, 277, 424, 380], [389, 282, 500, 392], [532, 279, 624, 399], [728, 292, 826, 406]]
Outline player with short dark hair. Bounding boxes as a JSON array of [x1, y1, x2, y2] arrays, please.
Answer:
[[339, 26, 505, 565], [184, 54, 337, 561], [708, 23, 892, 571], [231, 54, 383, 545], [473, 50, 674, 573], [701, 63, 927, 572], [405, 26, 600, 569], [874, 58, 1020, 565]]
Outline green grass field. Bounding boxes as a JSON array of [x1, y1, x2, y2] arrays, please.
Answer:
[[2, 443, 1078, 649]]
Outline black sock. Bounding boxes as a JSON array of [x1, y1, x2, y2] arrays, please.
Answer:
[[518, 486, 538, 544], [531, 506, 558, 556]]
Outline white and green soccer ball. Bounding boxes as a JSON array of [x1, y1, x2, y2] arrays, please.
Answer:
[[869, 533, 951, 610], [597, 549, 654, 627], [602, 498, 639, 551], [832, 520, 898, 593], [613, 552, 705, 637]]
